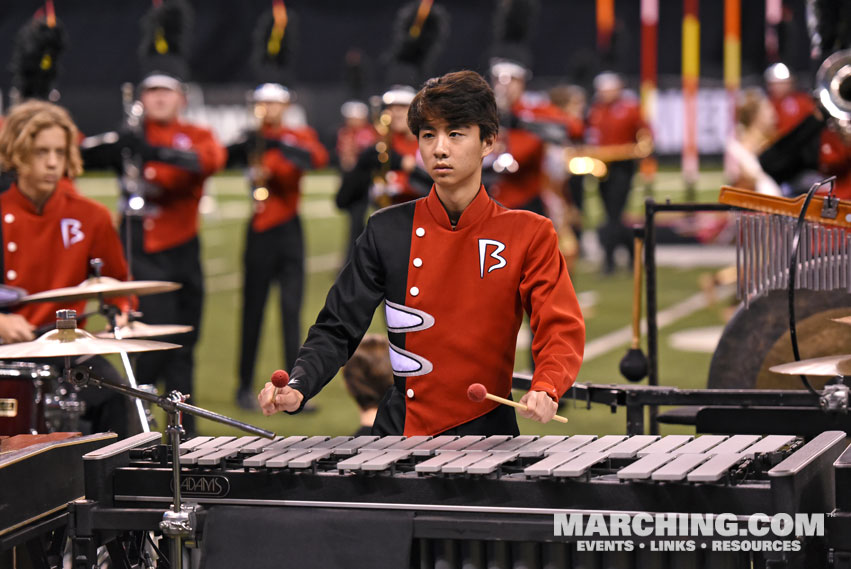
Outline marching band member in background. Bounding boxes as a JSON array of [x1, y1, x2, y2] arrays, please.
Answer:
[[764, 63, 816, 138], [0, 100, 133, 437], [260, 70, 584, 436], [81, 71, 226, 434], [226, 83, 328, 410], [725, 88, 782, 196], [586, 72, 652, 274]]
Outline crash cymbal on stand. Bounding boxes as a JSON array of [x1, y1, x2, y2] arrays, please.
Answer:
[[769, 355, 851, 377], [96, 322, 193, 339], [19, 277, 181, 304], [0, 328, 180, 359]]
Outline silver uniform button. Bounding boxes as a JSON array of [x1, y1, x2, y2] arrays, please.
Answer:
[[406, 389, 414, 399], [410, 286, 419, 297], [4, 214, 14, 224], [413, 257, 422, 268], [7, 242, 16, 252], [6, 270, 16, 281], [415, 227, 425, 237]]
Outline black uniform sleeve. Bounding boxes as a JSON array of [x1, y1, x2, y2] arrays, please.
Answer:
[[287, 215, 386, 408], [227, 131, 315, 171], [335, 147, 381, 210], [81, 130, 202, 173]]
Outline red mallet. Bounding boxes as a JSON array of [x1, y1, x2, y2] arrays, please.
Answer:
[[466, 383, 568, 424], [269, 369, 290, 403]]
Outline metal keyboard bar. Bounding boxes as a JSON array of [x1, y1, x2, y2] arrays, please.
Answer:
[[617, 453, 677, 480], [195, 436, 235, 449], [706, 435, 761, 456], [218, 436, 261, 451], [544, 435, 597, 455], [240, 436, 284, 453], [258, 436, 307, 453], [360, 450, 414, 471], [552, 452, 608, 478], [412, 436, 459, 457], [442, 452, 491, 474], [181, 446, 229, 465], [333, 436, 379, 456], [605, 435, 660, 459], [389, 436, 432, 451], [196, 447, 244, 466], [466, 451, 520, 475], [242, 448, 295, 468], [337, 450, 387, 471], [669, 435, 728, 455], [687, 453, 745, 482], [575, 435, 627, 454], [488, 435, 538, 453], [741, 435, 796, 458], [518, 436, 568, 457], [465, 435, 513, 451], [524, 452, 578, 477], [415, 451, 467, 473], [360, 436, 406, 451], [179, 436, 215, 453], [435, 436, 485, 453], [287, 448, 336, 469], [265, 448, 314, 468], [650, 453, 712, 481], [637, 435, 694, 456]]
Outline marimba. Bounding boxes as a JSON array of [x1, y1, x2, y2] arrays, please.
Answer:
[[72, 431, 846, 569]]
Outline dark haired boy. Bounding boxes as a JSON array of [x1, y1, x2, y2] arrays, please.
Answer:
[[260, 70, 585, 436]]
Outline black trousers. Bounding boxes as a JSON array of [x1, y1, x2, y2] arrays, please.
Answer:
[[343, 198, 368, 265], [597, 159, 636, 266], [123, 219, 203, 433], [238, 216, 304, 392]]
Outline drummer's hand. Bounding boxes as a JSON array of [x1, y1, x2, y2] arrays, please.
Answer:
[[258, 382, 304, 415], [0, 313, 35, 344], [518, 390, 558, 423], [114, 311, 130, 329]]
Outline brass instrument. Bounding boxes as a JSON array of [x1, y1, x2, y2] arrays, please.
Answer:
[[372, 108, 394, 209], [564, 131, 654, 178], [815, 48, 851, 137]]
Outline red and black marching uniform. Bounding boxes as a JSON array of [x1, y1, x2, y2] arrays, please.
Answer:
[[289, 187, 585, 436], [586, 95, 648, 272], [82, 118, 226, 433], [769, 91, 816, 138], [0, 179, 134, 436], [226, 123, 328, 398], [336, 133, 432, 258], [818, 129, 851, 200]]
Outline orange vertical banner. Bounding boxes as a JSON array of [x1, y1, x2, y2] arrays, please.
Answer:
[[682, 0, 700, 186], [597, 0, 615, 53], [724, 0, 741, 135], [640, 0, 658, 124]]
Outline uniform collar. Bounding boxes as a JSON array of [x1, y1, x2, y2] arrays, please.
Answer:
[[424, 185, 491, 231], [7, 180, 68, 216]]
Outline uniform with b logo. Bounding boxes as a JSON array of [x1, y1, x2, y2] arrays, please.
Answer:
[[286, 186, 585, 436]]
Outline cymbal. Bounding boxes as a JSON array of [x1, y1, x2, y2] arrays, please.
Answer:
[[19, 277, 181, 304], [96, 322, 193, 339], [769, 355, 851, 377], [0, 328, 180, 359]]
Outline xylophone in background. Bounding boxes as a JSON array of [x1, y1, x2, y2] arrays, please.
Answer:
[[72, 431, 847, 569]]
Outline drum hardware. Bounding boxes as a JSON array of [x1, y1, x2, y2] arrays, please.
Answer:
[[17, 276, 181, 305]]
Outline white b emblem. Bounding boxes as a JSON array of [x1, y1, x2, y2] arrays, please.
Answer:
[[60, 218, 84, 249], [478, 238, 506, 278]]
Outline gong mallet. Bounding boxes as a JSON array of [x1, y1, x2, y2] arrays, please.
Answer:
[[467, 383, 568, 423], [619, 233, 649, 382]]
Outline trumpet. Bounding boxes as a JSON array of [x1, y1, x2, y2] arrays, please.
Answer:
[[564, 132, 654, 178]]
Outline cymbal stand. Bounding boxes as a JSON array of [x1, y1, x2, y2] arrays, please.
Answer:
[[90, 258, 149, 432], [66, 364, 275, 569]]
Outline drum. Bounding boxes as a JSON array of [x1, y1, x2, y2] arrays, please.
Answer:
[[0, 362, 54, 435]]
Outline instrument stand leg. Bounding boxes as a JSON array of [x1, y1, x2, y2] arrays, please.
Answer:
[[158, 400, 196, 569], [101, 300, 150, 433]]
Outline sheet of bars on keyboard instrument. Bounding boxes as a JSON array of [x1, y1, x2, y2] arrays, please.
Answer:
[[736, 211, 851, 307], [172, 433, 799, 483]]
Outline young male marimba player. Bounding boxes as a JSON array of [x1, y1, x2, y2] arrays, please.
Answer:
[[259, 70, 585, 436]]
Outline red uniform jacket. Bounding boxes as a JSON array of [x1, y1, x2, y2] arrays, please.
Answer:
[[770, 92, 815, 138], [252, 125, 329, 232], [1, 180, 131, 328], [336, 124, 378, 169], [488, 128, 546, 209], [819, 129, 851, 200], [386, 132, 422, 203], [290, 186, 585, 436], [586, 97, 647, 147], [141, 119, 226, 253]]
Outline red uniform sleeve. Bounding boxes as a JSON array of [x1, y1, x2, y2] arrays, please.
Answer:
[[302, 127, 329, 169], [144, 128, 226, 193], [519, 219, 585, 401], [509, 129, 545, 168]]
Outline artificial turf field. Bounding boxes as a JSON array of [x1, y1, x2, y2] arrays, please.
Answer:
[[75, 168, 733, 438]]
